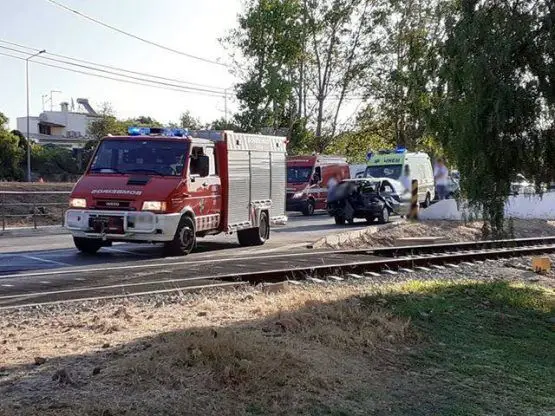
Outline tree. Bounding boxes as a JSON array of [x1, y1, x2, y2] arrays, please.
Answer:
[[302, 0, 372, 150], [437, 0, 555, 234], [86, 103, 126, 141], [356, 0, 449, 149], [0, 112, 24, 180], [226, 0, 304, 134], [179, 111, 202, 130], [326, 107, 397, 161], [226, 0, 371, 150]]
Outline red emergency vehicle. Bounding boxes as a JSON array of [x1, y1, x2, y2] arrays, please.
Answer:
[[65, 127, 288, 256], [286, 155, 350, 215]]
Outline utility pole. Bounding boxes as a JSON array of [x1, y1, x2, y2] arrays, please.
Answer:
[[26, 49, 46, 182], [224, 88, 228, 124]]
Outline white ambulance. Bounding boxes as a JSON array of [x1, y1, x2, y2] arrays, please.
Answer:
[[365, 149, 435, 207]]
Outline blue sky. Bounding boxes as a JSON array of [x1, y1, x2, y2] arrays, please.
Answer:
[[0, 0, 241, 129]]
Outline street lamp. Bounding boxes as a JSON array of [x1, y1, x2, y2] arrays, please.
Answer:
[[26, 49, 46, 182]]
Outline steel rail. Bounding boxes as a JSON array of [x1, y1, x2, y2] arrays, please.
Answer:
[[1, 240, 554, 310]]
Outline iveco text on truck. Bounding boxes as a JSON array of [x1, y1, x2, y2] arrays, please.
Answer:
[[65, 127, 288, 255]]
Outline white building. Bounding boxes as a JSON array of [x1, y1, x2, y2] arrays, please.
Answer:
[[17, 98, 100, 149]]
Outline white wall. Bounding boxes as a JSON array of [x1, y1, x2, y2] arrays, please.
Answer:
[[420, 193, 555, 221], [16, 117, 40, 134]]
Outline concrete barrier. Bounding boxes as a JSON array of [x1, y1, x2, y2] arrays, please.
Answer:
[[420, 193, 555, 221]]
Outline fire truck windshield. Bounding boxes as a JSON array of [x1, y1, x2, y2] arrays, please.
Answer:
[[287, 166, 313, 183], [90, 139, 188, 177]]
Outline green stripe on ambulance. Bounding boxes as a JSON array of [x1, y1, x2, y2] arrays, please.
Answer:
[[367, 154, 406, 166]]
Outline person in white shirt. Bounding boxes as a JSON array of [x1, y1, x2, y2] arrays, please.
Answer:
[[434, 157, 449, 200]]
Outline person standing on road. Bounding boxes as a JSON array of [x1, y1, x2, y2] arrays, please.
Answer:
[[434, 157, 449, 200], [327, 175, 339, 202], [399, 165, 412, 193]]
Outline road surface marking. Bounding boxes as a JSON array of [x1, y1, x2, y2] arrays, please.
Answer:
[[0, 249, 366, 280], [20, 255, 70, 267], [104, 247, 151, 257], [1, 284, 14, 287]]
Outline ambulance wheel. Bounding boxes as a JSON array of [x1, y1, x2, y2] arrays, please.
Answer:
[[238, 211, 269, 246], [164, 216, 196, 256], [378, 207, 390, 224], [302, 200, 315, 216], [334, 215, 346, 225], [74, 237, 102, 255]]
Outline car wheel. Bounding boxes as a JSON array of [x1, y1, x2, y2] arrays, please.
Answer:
[[164, 216, 196, 256], [334, 215, 346, 225], [73, 237, 102, 255], [378, 207, 389, 224], [302, 200, 315, 216]]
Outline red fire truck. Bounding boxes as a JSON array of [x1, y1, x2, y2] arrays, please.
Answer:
[[65, 127, 288, 256], [286, 155, 350, 215]]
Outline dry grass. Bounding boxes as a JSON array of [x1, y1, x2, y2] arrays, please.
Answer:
[[314, 219, 555, 249], [0, 182, 75, 192], [0, 182, 73, 228], [1, 275, 553, 415], [0, 284, 413, 415]]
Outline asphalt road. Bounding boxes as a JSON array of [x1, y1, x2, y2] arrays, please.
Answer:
[[0, 212, 372, 278]]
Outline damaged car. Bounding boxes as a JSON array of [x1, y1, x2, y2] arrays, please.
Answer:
[[327, 178, 411, 225]]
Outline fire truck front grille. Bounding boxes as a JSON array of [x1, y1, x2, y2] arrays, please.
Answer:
[[94, 200, 134, 210]]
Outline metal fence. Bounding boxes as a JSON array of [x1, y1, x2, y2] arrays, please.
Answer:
[[0, 191, 71, 231]]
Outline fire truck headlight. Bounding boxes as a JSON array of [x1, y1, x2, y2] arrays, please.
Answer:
[[293, 191, 304, 199], [69, 198, 87, 208], [142, 201, 166, 212]]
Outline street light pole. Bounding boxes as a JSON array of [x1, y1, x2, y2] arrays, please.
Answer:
[[25, 49, 46, 182]]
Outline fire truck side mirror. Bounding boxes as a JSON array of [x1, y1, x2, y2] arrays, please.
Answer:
[[197, 155, 210, 177]]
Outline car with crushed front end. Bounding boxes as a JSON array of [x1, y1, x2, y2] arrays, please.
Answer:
[[327, 177, 411, 225]]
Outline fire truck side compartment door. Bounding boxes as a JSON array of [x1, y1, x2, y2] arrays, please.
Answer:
[[225, 133, 287, 229]]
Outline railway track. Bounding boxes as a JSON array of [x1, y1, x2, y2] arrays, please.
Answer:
[[2, 236, 555, 309]]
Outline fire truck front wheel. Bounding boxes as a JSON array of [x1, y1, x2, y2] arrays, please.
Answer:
[[238, 211, 269, 246], [73, 237, 103, 255], [164, 216, 196, 256]]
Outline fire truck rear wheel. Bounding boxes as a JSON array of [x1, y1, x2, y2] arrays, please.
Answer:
[[164, 216, 196, 256], [73, 237, 102, 255], [238, 211, 269, 246]]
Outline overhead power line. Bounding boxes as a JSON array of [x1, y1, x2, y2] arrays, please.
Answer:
[[44, 0, 228, 67], [0, 44, 225, 95], [0, 39, 228, 91], [0, 51, 225, 98]]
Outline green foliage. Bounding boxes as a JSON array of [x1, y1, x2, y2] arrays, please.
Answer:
[[87, 103, 127, 142], [179, 110, 202, 130], [31, 144, 80, 180], [0, 112, 24, 180], [227, 0, 303, 133], [208, 117, 243, 131], [287, 118, 314, 155], [437, 0, 555, 233]]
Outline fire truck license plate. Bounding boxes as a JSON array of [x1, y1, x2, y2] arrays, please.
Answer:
[[91, 216, 124, 234]]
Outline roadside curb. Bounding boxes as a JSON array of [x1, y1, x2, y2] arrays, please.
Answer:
[[0, 226, 69, 238]]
